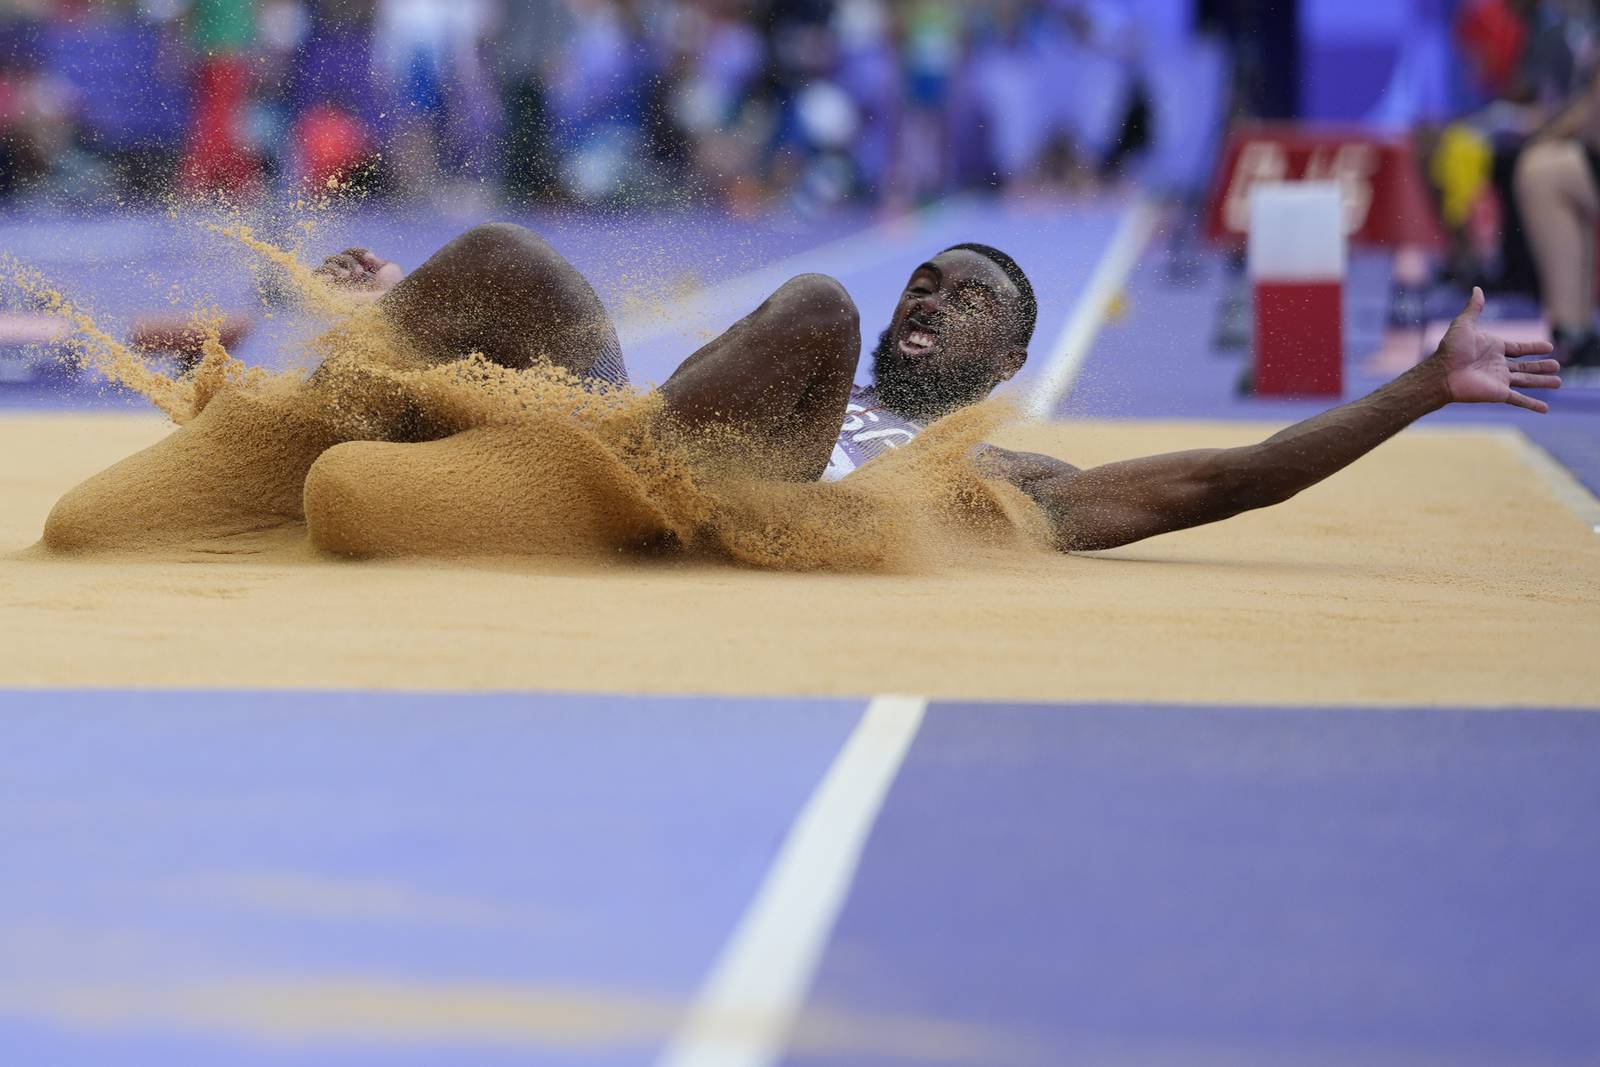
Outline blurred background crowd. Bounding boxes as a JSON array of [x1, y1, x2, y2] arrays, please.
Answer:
[[12, 0, 1600, 355], [0, 0, 1286, 214]]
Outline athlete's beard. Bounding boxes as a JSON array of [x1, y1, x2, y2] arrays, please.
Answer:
[[870, 327, 997, 423]]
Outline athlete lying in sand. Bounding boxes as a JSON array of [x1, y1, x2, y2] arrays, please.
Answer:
[[309, 224, 1562, 551], [44, 222, 1560, 556]]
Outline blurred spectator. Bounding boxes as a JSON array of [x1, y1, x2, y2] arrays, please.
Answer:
[[545, 0, 656, 203], [371, 0, 500, 202], [662, 0, 769, 206], [1397, 0, 1600, 361], [1514, 60, 1600, 366], [180, 0, 263, 197], [287, 0, 381, 191], [497, 0, 574, 203], [0, 0, 1241, 212], [0, 15, 76, 200]]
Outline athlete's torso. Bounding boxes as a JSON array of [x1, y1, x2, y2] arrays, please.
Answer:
[[822, 384, 924, 482]]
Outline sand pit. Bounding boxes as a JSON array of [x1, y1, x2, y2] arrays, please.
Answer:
[[2, 412, 1595, 706], [13, 220, 1591, 708]]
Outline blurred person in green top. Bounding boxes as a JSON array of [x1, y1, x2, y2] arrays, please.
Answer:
[[180, 0, 263, 197]]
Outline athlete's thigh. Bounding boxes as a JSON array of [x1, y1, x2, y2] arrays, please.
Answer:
[[659, 274, 858, 480]]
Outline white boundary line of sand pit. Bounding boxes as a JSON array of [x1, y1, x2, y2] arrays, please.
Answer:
[[1023, 196, 1161, 420], [615, 198, 979, 351], [1499, 427, 1600, 535], [655, 694, 928, 1067]]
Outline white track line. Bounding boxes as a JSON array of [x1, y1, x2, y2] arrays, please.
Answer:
[[1501, 428, 1600, 534], [1023, 197, 1160, 419], [617, 198, 978, 350], [656, 694, 928, 1067]]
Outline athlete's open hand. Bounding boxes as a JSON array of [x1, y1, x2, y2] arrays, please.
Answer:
[[1431, 287, 1561, 413], [314, 248, 404, 295]]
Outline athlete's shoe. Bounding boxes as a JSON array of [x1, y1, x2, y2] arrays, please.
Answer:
[[1554, 329, 1600, 387]]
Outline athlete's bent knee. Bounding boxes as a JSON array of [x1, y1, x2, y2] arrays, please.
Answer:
[[453, 222, 567, 272], [780, 273, 859, 346]]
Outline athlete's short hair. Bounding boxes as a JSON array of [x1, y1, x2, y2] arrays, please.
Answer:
[[943, 242, 1037, 346]]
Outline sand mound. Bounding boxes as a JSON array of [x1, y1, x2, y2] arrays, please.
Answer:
[[23, 236, 1053, 572], [42, 385, 341, 552], [303, 419, 675, 559]]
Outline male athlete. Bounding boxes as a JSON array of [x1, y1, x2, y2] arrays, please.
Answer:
[[309, 222, 1561, 552], [43, 221, 1561, 553]]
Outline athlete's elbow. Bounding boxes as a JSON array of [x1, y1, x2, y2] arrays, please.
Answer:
[[780, 274, 859, 341]]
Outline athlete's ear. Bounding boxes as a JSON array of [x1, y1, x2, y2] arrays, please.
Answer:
[[998, 346, 1027, 382]]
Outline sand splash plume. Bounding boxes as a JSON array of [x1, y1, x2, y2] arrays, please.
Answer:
[[25, 232, 1053, 571], [7, 261, 271, 423]]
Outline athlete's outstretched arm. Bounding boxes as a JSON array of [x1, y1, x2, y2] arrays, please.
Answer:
[[982, 289, 1561, 552]]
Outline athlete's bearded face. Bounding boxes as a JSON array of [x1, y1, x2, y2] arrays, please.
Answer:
[[871, 250, 1028, 422]]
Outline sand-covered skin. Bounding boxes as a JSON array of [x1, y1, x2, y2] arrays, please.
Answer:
[[2, 413, 1596, 707]]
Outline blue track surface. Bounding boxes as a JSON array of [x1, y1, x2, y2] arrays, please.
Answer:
[[793, 702, 1600, 1066], [4, 692, 1598, 1065], [1, 689, 863, 1066]]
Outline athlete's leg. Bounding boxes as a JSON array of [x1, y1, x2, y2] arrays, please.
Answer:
[[376, 222, 617, 375], [1515, 140, 1600, 338], [660, 273, 860, 480], [301, 274, 861, 557], [43, 224, 618, 552]]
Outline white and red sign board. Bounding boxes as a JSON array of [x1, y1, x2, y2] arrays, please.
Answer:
[[1249, 182, 1345, 397], [1206, 124, 1444, 250]]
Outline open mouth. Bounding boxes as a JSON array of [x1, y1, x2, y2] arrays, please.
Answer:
[[898, 321, 941, 356]]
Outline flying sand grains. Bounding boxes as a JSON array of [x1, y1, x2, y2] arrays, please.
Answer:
[[23, 235, 1056, 571]]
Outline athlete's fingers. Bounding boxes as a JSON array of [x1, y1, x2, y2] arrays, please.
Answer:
[[325, 254, 377, 288], [1510, 371, 1562, 389], [372, 261, 405, 289], [1504, 339, 1555, 357], [1505, 389, 1549, 413], [1508, 356, 1560, 373], [317, 253, 358, 277], [1455, 285, 1485, 325]]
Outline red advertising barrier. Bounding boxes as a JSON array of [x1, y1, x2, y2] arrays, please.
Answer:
[[1254, 280, 1343, 396], [1205, 124, 1445, 250], [1248, 182, 1346, 398]]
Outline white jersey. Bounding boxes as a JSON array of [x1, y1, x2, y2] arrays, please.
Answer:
[[822, 385, 924, 482], [592, 321, 629, 386]]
